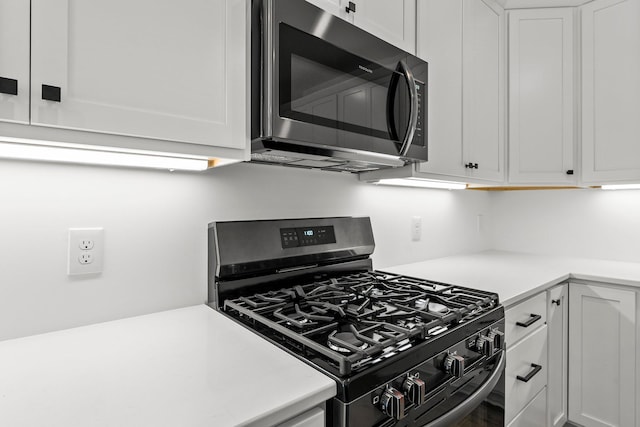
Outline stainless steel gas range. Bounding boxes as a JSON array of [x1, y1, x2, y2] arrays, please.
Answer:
[[208, 217, 505, 427]]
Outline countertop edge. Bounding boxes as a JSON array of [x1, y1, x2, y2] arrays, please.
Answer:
[[242, 383, 337, 427], [385, 251, 640, 309]]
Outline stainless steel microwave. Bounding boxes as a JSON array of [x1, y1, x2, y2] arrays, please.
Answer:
[[250, 0, 428, 172]]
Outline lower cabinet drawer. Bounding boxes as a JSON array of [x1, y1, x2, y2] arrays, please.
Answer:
[[505, 292, 547, 346], [277, 407, 324, 427], [507, 387, 547, 427], [505, 325, 548, 423]]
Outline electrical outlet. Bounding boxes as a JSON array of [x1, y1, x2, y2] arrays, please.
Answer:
[[68, 228, 104, 275], [78, 253, 93, 264], [79, 239, 94, 250], [411, 216, 422, 241]]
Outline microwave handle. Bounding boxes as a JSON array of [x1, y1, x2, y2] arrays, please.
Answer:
[[396, 61, 419, 157]]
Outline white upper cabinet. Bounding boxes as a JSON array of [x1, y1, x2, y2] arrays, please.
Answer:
[[416, 0, 465, 178], [508, 8, 575, 185], [29, 0, 247, 151], [306, 0, 417, 54], [305, 0, 350, 19], [0, 0, 30, 124], [351, 0, 416, 54], [462, 0, 505, 182], [416, 0, 505, 183], [581, 0, 640, 184]]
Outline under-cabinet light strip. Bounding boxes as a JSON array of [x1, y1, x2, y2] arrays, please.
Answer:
[[601, 184, 640, 190], [374, 178, 467, 190], [0, 138, 212, 171]]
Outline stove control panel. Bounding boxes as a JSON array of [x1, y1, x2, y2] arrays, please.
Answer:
[[362, 318, 505, 426], [280, 226, 336, 248]]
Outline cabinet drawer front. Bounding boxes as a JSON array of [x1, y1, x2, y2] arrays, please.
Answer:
[[505, 292, 546, 346], [277, 406, 324, 427], [507, 387, 546, 427], [506, 325, 547, 423]]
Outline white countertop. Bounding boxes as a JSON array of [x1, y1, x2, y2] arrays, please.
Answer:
[[0, 305, 336, 427], [4, 251, 640, 427], [386, 250, 640, 307]]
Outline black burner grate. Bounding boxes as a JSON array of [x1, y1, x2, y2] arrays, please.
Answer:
[[223, 271, 499, 376]]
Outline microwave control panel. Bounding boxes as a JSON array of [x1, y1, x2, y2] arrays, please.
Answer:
[[414, 79, 426, 147]]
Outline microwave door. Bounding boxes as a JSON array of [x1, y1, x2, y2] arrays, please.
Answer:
[[386, 61, 420, 157], [277, 23, 414, 157]]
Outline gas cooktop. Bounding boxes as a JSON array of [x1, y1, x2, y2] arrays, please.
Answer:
[[223, 270, 499, 377]]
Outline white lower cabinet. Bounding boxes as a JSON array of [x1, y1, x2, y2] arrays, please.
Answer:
[[546, 284, 568, 427], [505, 292, 548, 425], [505, 324, 547, 423], [504, 285, 568, 427], [505, 292, 547, 346], [507, 387, 547, 427], [568, 283, 637, 427], [277, 406, 325, 427]]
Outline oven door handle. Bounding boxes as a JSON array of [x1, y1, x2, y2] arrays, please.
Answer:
[[387, 60, 419, 157], [423, 351, 505, 427]]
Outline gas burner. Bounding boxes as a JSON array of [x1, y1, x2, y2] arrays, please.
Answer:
[[369, 288, 385, 297], [328, 331, 369, 354], [414, 299, 450, 314], [273, 303, 338, 329]]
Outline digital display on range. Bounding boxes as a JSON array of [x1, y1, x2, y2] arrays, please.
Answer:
[[280, 226, 336, 248]]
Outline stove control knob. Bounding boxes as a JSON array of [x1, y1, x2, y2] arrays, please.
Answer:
[[402, 375, 426, 406], [488, 329, 505, 351], [476, 335, 494, 356], [379, 387, 406, 420], [443, 353, 465, 378]]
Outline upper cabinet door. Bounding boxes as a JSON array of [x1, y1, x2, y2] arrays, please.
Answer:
[[0, 0, 30, 124], [508, 9, 575, 185], [416, 0, 505, 183], [462, 0, 505, 182], [306, 0, 347, 19], [30, 0, 247, 150], [305, 0, 349, 19], [416, 0, 466, 178], [581, 0, 640, 184], [352, 0, 417, 54]]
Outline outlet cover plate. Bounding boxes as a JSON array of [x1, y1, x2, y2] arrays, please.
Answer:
[[411, 216, 422, 241], [68, 228, 104, 275]]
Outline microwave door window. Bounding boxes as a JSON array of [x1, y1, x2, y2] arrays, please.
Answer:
[[279, 24, 410, 152]]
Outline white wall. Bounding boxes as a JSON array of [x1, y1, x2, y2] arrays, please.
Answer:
[[489, 189, 640, 262], [0, 159, 490, 340]]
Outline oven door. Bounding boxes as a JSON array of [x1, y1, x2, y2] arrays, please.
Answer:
[[262, 0, 428, 162], [422, 351, 505, 427]]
